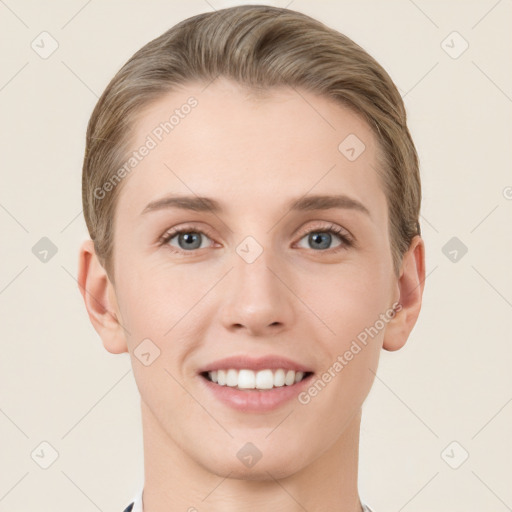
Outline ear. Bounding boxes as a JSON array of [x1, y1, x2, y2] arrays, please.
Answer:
[[382, 235, 426, 352], [77, 239, 128, 354]]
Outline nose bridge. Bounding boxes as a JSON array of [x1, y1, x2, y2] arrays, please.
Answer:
[[234, 239, 275, 293], [231, 218, 279, 284], [219, 233, 294, 334]]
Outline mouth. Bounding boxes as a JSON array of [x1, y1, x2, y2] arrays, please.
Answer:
[[200, 368, 314, 391], [197, 355, 315, 411]]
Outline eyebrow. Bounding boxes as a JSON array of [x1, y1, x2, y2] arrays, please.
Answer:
[[140, 193, 371, 218]]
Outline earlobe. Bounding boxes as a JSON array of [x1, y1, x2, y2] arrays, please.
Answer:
[[77, 239, 128, 354], [382, 235, 426, 352]]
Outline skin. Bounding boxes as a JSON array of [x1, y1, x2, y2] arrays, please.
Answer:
[[78, 77, 425, 512]]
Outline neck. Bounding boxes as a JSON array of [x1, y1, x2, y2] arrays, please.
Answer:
[[140, 400, 364, 512]]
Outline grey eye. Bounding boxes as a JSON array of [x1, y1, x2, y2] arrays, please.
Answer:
[[296, 231, 343, 251], [168, 231, 209, 251]]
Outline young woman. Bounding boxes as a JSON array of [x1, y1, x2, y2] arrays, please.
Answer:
[[78, 5, 425, 511]]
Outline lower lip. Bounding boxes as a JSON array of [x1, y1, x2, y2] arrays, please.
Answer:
[[199, 374, 313, 413]]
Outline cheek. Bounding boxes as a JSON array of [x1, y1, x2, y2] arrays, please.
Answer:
[[117, 263, 203, 410], [298, 275, 385, 425], [115, 259, 220, 380], [116, 256, 202, 330], [304, 265, 390, 346]]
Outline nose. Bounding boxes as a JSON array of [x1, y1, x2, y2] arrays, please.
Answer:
[[219, 247, 295, 337]]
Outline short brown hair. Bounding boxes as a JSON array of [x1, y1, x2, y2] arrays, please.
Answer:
[[82, 4, 421, 282]]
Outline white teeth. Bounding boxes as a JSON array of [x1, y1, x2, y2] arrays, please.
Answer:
[[226, 369, 238, 387], [206, 368, 309, 389], [274, 368, 285, 387], [238, 369, 256, 389], [255, 369, 273, 389], [284, 370, 295, 386]]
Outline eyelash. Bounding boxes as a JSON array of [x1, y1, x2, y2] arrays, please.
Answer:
[[158, 223, 354, 256]]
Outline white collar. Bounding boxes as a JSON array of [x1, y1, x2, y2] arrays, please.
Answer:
[[130, 486, 143, 512]]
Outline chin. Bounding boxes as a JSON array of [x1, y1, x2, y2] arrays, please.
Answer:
[[198, 450, 305, 481]]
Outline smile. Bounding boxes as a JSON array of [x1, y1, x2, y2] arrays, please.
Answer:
[[203, 368, 313, 390]]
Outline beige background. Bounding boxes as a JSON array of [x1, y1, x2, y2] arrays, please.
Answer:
[[1, 0, 511, 510]]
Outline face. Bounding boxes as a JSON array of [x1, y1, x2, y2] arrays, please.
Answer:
[[107, 78, 401, 478]]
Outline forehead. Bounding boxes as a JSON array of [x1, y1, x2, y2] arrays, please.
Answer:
[[116, 78, 385, 220]]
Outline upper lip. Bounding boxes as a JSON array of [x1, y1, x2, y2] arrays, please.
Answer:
[[198, 355, 314, 374]]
